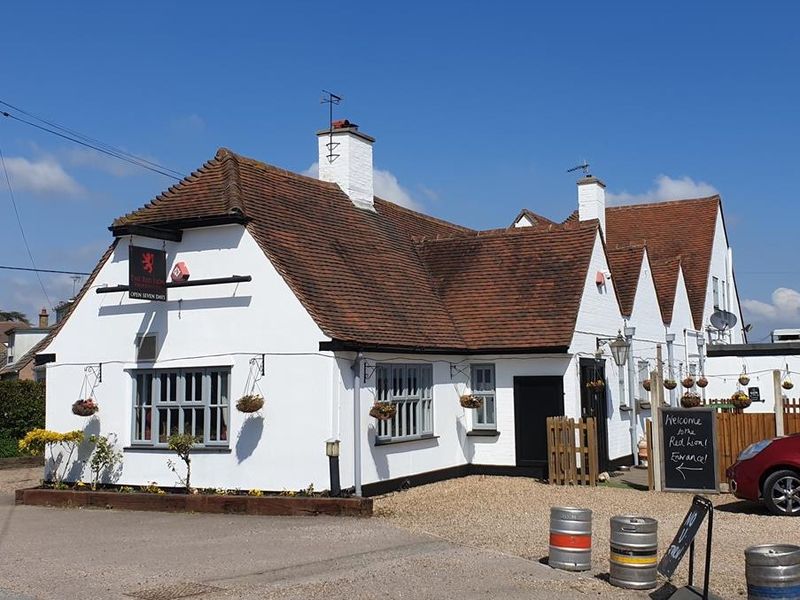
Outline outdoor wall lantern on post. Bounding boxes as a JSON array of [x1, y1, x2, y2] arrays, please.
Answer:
[[325, 438, 341, 497], [597, 330, 629, 368]]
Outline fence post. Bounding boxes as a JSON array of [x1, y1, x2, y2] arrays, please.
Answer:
[[650, 344, 664, 491], [774, 370, 785, 437]]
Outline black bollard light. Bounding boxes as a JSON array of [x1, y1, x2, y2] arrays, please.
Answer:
[[326, 439, 341, 497]]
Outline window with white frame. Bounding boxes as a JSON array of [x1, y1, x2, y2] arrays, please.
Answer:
[[712, 277, 720, 310], [470, 364, 496, 429], [132, 367, 230, 447], [375, 363, 433, 441]]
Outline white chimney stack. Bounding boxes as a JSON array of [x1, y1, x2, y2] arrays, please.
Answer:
[[577, 175, 606, 235], [316, 120, 375, 211]]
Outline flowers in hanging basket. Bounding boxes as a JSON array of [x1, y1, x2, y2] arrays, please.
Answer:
[[586, 379, 605, 390], [236, 394, 264, 413], [72, 399, 99, 417], [459, 394, 483, 409], [696, 377, 709, 388], [681, 376, 695, 389], [731, 390, 751, 410], [782, 378, 794, 390], [680, 392, 701, 408], [642, 379, 651, 392], [369, 401, 397, 421], [738, 374, 750, 386], [663, 379, 677, 390]]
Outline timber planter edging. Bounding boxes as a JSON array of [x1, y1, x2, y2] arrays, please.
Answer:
[[15, 487, 372, 517]]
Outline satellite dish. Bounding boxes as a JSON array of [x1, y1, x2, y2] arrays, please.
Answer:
[[710, 310, 738, 332]]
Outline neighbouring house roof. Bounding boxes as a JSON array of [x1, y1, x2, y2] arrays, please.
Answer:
[[105, 148, 600, 353], [605, 197, 720, 329], [0, 321, 28, 346], [512, 208, 557, 228]]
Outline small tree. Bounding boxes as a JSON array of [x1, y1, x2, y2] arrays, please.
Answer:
[[167, 433, 198, 492], [18, 429, 84, 486], [88, 434, 123, 490]]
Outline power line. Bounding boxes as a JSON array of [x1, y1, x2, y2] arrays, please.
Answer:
[[0, 265, 90, 276], [0, 146, 53, 311], [0, 101, 186, 181]]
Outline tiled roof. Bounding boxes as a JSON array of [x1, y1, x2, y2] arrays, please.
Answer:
[[606, 245, 645, 318], [605, 197, 719, 328], [106, 149, 599, 352], [0, 321, 27, 345]]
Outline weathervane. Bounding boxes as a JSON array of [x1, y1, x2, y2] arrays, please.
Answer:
[[567, 162, 591, 176], [321, 90, 342, 164]]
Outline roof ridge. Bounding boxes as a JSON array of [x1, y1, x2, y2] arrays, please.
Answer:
[[607, 195, 720, 211], [373, 197, 475, 233], [418, 221, 596, 246], [216, 148, 246, 217]]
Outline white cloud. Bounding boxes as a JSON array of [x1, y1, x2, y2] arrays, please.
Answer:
[[65, 148, 143, 177], [743, 288, 800, 322], [2, 156, 82, 195], [171, 114, 206, 134], [1, 273, 77, 322], [607, 175, 718, 205], [302, 162, 423, 211]]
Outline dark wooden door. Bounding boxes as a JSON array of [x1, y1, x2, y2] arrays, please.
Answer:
[[579, 358, 609, 472], [513, 376, 564, 473]]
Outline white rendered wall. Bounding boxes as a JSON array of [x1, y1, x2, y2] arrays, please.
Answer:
[[703, 209, 745, 344], [43, 225, 337, 491], [570, 231, 629, 460], [5, 329, 48, 366]]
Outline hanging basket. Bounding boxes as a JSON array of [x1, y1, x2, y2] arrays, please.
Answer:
[[586, 379, 605, 390], [236, 394, 264, 413], [731, 391, 751, 410], [696, 377, 709, 388], [459, 394, 483, 409], [642, 379, 651, 392], [782, 378, 794, 390], [369, 402, 397, 421], [680, 392, 701, 408], [72, 399, 99, 417], [663, 379, 677, 390], [738, 375, 750, 386], [681, 377, 695, 389]]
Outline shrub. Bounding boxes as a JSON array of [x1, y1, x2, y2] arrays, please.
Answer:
[[167, 433, 198, 492], [0, 380, 45, 440], [18, 428, 84, 484], [88, 434, 123, 490], [0, 431, 19, 458]]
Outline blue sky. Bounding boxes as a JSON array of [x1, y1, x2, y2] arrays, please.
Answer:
[[0, 1, 798, 340]]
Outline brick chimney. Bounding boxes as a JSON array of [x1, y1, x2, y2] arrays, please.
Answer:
[[316, 119, 375, 212], [38, 308, 49, 328], [577, 175, 606, 235]]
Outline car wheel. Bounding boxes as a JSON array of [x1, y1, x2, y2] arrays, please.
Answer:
[[762, 469, 800, 516]]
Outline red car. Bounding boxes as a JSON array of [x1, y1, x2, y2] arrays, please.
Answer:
[[726, 433, 800, 516]]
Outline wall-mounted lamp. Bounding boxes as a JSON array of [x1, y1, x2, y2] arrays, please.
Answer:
[[596, 330, 630, 368]]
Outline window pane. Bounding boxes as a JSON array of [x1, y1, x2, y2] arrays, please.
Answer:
[[195, 408, 205, 443], [219, 408, 228, 441], [210, 407, 218, 441], [158, 408, 168, 443], [210, 373, 218, 405]]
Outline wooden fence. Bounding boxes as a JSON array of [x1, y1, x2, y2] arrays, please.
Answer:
[[785, 397, 800, 435], [715, 412, 777, 485], [547, 416, 599, 486]]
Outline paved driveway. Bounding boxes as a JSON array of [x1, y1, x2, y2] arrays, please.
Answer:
[[0, 492, 639, 600]]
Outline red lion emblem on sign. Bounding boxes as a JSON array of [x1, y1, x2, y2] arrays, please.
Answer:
[[141, 252, 155, 274]]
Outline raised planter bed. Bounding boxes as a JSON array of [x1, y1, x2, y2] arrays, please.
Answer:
[[15, 487, 372, 517]]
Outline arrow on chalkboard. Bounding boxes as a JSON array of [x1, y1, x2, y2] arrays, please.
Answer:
[[676, 463, 703, 480]]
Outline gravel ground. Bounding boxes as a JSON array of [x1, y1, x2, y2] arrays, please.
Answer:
[[375, 475, 796, 598], [0, 467, 40, 496]]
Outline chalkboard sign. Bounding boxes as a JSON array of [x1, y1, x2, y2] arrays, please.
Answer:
[[748, 387, 761, 402], [660, 407, 719, 493], [658, 495, 711, 579]]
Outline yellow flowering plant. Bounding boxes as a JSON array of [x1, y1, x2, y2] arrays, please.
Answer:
[[18, 428, 84, 486]]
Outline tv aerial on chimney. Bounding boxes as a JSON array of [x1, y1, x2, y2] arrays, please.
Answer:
[[567, 162, 591, 176], [321, 90, 342, 164]]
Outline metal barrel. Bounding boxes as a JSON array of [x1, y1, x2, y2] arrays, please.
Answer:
[[745, 544, 800, 600], [548, 507, 592, 572], [609, 516, 658, 590]]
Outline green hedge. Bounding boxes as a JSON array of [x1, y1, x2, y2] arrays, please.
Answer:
[[0, 380, 45, 451]]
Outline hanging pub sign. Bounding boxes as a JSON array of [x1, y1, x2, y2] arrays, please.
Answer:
[[129, 245, 167, 301]]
